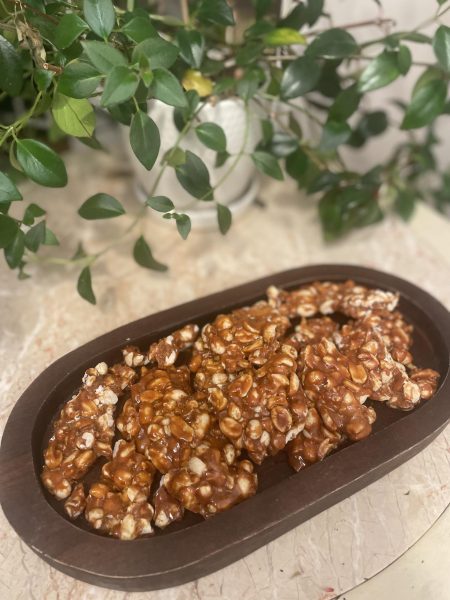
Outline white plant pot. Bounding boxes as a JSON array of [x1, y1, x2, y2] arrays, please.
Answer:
[[124, 98, 261, 229]]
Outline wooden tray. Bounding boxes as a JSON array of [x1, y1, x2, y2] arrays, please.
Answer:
[[1, 265, 449, 592]]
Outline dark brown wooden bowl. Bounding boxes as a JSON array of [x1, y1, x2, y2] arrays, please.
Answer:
[[1, 265, 449, 592]]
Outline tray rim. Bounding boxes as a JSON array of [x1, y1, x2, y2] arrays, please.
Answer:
[[1, 264, 449, 591]]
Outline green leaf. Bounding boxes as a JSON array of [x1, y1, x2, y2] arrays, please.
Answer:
[[146, 196, 174, 212], [280, 56, 321, 100], [71, 241, 87, 260], [358, 51, 400, 92], [175, 150, 213, 200], [348, 111, 388, 147], [34, 69, 54, 92], [319, 187, 383, 240], [305, 0, 324, 26], [288, 113, 303, 139], [43, 226, 59, 246], [16, 140, 68, 188], [83, 0, 115, 39], [319, 120, 351, 151], [433, 25, 450, 72], [25, 220, 46, 252], [23, 203, 45, 226], [58, 60, 102, 99], [236, 70, 260, 100], [195, 122, 227, 152], [130, 111, 160, 170], [54, 14, 88, 49], [215, 150, 230, 168], [81, 41, 127, 73], [151, 68, 187, 107], [267, 132, 298, 158], [101, 66, 139, 107], [133, 235, 168, 271], [132, 37, 179, 69], [0, 215, 19, 249], [397, 45, 412, 75], [329, 85, 361, 121], [0, 172, 22, 203], [308, 170, 342, 193], [165, 147, 186, 167], [52, 93, 95, 137], [254, 0, 272, 20], [385, 31, 432, 45], [307, 28, 358, 59], [251, 151, 284, 180], [177, 29, 205, 69], [285, 148, 309, 182], [264, 28, 306, 47], [4, 229, 25, 269], [197, 0, 235, 26], [279, 5, 307, 29], [122, 16, 157, 43], [174, 213, 191, 239], [78, 193, 125, 219], [394, 189, 415, 221], [0, 34, 23, 95], [77, 266, 96, 304], [217, 203, 232, 234], [401, 78, 447, 129]]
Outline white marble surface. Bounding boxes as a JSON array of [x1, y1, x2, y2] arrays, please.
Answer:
[[1, 138, 449, 599]]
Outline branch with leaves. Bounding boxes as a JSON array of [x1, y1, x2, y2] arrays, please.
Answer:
[[0, 0, 450, 302]]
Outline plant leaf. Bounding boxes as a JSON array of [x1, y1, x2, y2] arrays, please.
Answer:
[[101, 65, 139, 106], [4, 229, 25, 268], [182, 69, 213, 97], [174, 213, 191, 239], [122, 16, 157, 43], [196, 0, 235, 26], [285, 148, 309, 182], [0, 34, 23, 95], [433, 25, 450, 72], [130, 111, 160, 170], [264, 28, 306, 47], [151, 68, 187, 107], [81, 41, 127, 73], [251, 151, 284, 180], [25, 220, 46, 252], [77, 266, 96, 304], [348, 111, 388, 147], [175, 150, 213, 200], [401, 78, 447, 129], [132, 37, 179, 69], [236, 70, 260, 101], [280, 56, 321, 100], [195, 122, 227, 152], [16, 139, 68, 188], [52, 93, 95, 137], [83, 0, 115, 39], [78, 193, 125, 219], [43, 226, 59, 246], [0, 214, 19, 249], [58, 60, 102, 99], [34, 69, 54, 92], [133, 235, 168, 271], [266, 132, 298, 158], [307, 28, 358, 59], [397, 45, 412, 75], [177, 29, 205, 69], [394, 189, 415, 220], [358, 50, 400, 92], [23, 203, 46, 226], [0, 172, 22, 203], [329, 85, 361, 120], [146, 196, 174, 212], [319, 120, 351, 151], [54, 14, 88, 49], [217, 203, 232, 234]]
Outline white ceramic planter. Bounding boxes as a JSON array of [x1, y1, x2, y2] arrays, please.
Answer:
[[125, 98, 261, 228]]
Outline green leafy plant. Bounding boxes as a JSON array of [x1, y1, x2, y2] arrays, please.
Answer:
[[1, 0, 450, 302]]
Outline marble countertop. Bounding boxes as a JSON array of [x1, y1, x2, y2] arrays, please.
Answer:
[[1, 136, 449, 600]]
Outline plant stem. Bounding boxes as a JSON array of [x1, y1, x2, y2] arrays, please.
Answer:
[[306, 17, 395, 37], [180, 0, 189, 25]]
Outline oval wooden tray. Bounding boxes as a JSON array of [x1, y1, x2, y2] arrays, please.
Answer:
[[1, 265, 449, 592]]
